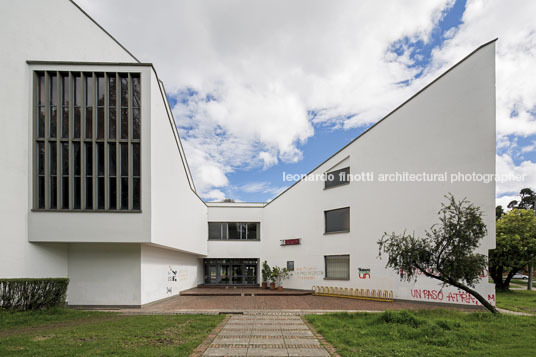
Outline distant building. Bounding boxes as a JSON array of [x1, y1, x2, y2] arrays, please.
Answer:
[[0, 0, 496, 307]]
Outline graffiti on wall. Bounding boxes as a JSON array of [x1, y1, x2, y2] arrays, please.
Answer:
[[294, 266, 324, 280], [168, 266, 177, 282], [358, 268, 371, 279], [410, 288, 495, 306]]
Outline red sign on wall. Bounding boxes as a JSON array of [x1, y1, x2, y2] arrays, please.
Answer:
[[280, 238, 301, 246]]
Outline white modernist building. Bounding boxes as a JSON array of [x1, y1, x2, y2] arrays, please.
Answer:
[[1, 0, 496, 307]]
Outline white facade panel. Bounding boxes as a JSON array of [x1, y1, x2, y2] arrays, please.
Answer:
[[140, 245, 202, 304], [67, 243, 141, 306], [149, 74, 208, 255], [0, 0, 138, 278]]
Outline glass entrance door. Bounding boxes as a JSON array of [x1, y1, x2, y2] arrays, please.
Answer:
[[203, 258, 258, 285]]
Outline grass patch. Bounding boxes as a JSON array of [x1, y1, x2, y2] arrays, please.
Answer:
[[510, 279, 536, 288], [306, 310, 536, 356], [496, 290, 536, 314], [0, 308, 223, 356]]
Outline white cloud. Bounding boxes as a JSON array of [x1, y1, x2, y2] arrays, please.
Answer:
[[496, 153, 536, 196], [74, 0, 536, 201]]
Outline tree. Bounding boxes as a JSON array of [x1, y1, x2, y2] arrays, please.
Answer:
[[489, 209, 536, 290], [222, 198, 235, 203], [508, 188, 536, 210], [496, 205, 504, 220], [378, 194, 497, 313]]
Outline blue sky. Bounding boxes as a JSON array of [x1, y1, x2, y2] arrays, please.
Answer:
[[78, 0, 536, 205]]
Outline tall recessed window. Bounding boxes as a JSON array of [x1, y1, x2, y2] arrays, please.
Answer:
[[325, 255, 350, 280], [324, 207, 350, 233], [33, 71, 141, 211]]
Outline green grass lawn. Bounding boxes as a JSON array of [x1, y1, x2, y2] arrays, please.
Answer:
[[306, 310, 536, 357], [0, 308, 223, 356], [510, 279, 536, 288], [496, 289, 536, 314]]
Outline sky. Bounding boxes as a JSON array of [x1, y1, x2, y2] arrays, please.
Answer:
[[75, 0, 536, 205]]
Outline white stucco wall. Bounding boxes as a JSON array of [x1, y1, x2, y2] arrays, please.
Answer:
[[140, 245, 202, 304], [67, 243, 141, 306], [0, 0, 138, 278], [207, 205, 264, 266], [149, 74, 208, 255], [213, 42, 497, 307]]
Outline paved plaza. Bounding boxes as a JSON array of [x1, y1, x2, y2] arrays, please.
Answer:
[[201, 315, 331, 357]]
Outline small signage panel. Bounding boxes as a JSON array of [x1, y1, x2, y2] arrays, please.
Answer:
[[280, 238, 301, 246]]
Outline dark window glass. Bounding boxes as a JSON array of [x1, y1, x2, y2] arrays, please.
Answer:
[[38, 176, 45, 209], [37, 142, 45, 175], [132, 74, 140, 107], [38, 73, 45, 105], [97, 142, 104, 176], [325, 207, 350, 233], [121, 143, 128, 176], [133, 177, 140, 210], [85, 142, 93, 209], [133, 108, 140, 139], [61, 143, 69, 209], [97, 107, 104, 139], [73, 107, 81, 138], [73, 142, 81, 210], [50, 74, 57, 105], [109, 143, 116, 210], [85, 107, 93, 139], [208, 223, 222, 240], [85, 74, 93, 104], [97, 74, 105, 106], [49, 142, 57, 175], [121, 177, 128, 210], [109, 108, 116, 139], [246, 223, 257, 240], [74, 75, 81, 106], [120, 76, 128, 107], [325, 167, 350, 189], [38, 107, 45, 138], [109, 143, 116, 176], [132, 143, 140, 177], [61, 75, 69, 105], [120, 108, 128, 139], [108, 75, 116, 106], [97, 177, 105, 209], [61, 106, 69, 138], [325, 255, 350, 280], [228, 223, 240, 240]]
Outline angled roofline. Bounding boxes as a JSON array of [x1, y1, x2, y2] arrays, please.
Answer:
[[264, 38, 498, 207], [69, 0, 141, 63]]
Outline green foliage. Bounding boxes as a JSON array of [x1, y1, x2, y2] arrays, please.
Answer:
[[379, 194, 487, 288], [507, 188, 536, 210], [0, 309, 223, 356], [0, 278, 69, 311], [261, 260, 272, 282], [270, 266, 291, 285], [306, 310, 536, 357], [490, 209, 536, 290], [378, 194, 495, 312]]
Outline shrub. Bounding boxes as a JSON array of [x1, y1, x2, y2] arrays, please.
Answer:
[[0, 278, 69, 310]]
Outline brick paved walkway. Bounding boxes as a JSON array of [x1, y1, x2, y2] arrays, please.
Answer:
[[201, 315, 331, 356]]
